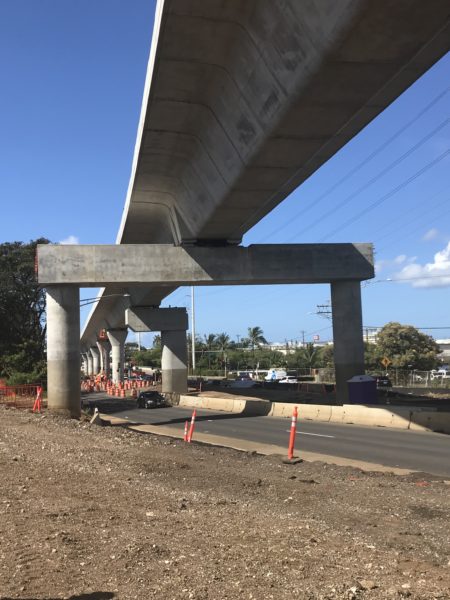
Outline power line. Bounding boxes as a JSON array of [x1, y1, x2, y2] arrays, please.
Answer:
[[373, 186, 450, 246], [319, 147, 450, 241], [291, 118, 450, 242], [257, 86, 450, 242], [367, 274, 450, 285]]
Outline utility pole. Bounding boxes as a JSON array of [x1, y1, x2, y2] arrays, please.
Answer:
[[300, 330, 306, 347], [316, 301, 332, 319], [191, 286, 196, 374]]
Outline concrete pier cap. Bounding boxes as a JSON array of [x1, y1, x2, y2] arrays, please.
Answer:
[[126, 307, 189, 396]]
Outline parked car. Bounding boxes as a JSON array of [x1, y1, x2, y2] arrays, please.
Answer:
[[374, 375, 392, 388], [430, 369, 450, 380], [136, 391, 167, 409], [279, 376, 299, 384]]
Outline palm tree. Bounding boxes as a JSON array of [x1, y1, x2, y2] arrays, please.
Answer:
[[204, 333, 216, 369], [247, 326, 267, 369], [299, 343, 320, 369], [215, 333, 230, 353], [215, 333, 230, 374], [247, 326, 267, 350]]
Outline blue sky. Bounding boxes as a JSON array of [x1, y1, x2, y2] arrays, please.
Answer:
[[1, 1, 449, 347]]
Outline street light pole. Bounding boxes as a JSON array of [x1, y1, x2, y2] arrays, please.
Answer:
[[191, 286, 196, 374]]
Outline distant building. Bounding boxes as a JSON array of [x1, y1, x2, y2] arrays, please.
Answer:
[[262, 341, 330, 355], [436, 339, 450, 360]]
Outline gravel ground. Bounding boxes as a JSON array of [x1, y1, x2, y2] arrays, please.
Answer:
[[0, 405, 449, 600]]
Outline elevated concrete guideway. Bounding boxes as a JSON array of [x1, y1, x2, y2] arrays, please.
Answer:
[[81, 0, 450, 350], [42, 1, 450, 416]]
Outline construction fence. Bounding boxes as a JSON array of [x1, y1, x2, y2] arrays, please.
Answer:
[[0, 384, 42, 409]]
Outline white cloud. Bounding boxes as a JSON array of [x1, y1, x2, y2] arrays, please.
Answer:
[[59, 235, 79, 245], [422, 228, 439, 241], [375, 254, 413, 274], [393, 241, 450, 288]]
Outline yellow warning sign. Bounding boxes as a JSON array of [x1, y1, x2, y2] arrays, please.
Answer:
[[381, 357, 391, 368]]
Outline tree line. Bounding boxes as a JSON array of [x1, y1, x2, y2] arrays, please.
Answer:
[[129, 322, 443, 375]]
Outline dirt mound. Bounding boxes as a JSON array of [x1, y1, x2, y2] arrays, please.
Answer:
[[1, 406, 449, 599]]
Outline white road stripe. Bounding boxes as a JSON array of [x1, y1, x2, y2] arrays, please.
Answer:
[[285, 430, 335, 438]]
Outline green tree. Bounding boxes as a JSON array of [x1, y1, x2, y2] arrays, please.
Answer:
[[0, 239, 50, 383], [203, 334, 217, 369], [246, 326, 267, 369], [247, 326, 267, 350], [320, 344, 334, 368], [376, 322, 440, 370], [298, 343, 321, 369]]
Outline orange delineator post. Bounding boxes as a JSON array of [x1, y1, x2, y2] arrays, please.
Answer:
[[32, 386, 43, 413], [184, 420, 189, 442], [187, 409, 196, 443], [287, 406, 298, 460]]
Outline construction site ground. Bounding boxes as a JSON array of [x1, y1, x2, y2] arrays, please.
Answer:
[[1, 405, 450, 600]]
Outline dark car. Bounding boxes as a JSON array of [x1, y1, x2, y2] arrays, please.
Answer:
[[374, 375, 392, 388], [137, 391, 167, 409]]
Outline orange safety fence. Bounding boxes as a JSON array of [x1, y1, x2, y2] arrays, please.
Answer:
[[0, 384, 43, 409]]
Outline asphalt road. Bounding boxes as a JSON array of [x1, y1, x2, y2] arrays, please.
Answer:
[[97, 400, 450, 477]]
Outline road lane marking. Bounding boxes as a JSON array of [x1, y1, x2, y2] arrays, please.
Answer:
[[285, 430, 335, 438]]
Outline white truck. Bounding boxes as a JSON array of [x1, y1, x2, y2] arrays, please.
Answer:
[[264, 369, 287, 381]]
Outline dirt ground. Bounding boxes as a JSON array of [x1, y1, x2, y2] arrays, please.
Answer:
[[1, 406, 450, 600]]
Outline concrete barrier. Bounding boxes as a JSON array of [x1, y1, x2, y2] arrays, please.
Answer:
[[179, 395, 270, 416], [409, 411, 450, 433], [338, 405, 411, 429], [178, 395, 450, 434]]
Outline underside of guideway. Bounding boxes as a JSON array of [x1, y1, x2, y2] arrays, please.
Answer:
[[81, 0, 450, 348], [39, 1, 450, 416]]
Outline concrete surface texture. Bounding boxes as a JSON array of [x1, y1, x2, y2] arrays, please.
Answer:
[[126, 307, 188, 332], [46, 286, 81, 418], [80, 0, 450, 346], [161, 329, 188, 394], [38, 243, 374, 286], [331, 280, 365, 403]]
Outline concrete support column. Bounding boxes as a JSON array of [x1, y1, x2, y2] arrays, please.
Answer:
[[107, 329, 127, 384], [331, 280, 365, 404], [81, 353, 88, 376], [46, 285, 81, 418], [90, 346, 100, 375], [161, 330, 188, 394], [97, 340, 111, 378], [96, 341, 104, 372], [86, 353, 93, 377]]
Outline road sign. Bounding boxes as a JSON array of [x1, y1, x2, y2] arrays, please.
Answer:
[[381, 357, 391, 368], [313, 335, 320, 341]]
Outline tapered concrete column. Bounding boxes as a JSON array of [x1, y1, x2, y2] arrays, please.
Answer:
[[46, 285, 81, 418], [86, 353, 93, 376], [97, 340, 111, 377], [331, 280, 365, 404], [81, 352, 88, 376], [96, 341, 104, 372], [107, 329, 127, 384], [102, 340, 112, 379], [90, 346, 100, 375], [161, 330, 188, 394]]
